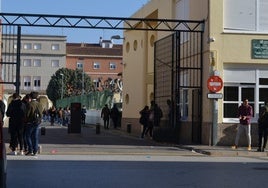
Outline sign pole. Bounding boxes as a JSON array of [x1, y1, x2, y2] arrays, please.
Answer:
[[212, 99, 218, 145], [207, 74, 223, 146]]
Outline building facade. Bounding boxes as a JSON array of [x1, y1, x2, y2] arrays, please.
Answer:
[[122, 0, 268, 145], [2, 34, 66, 109], [66, 38, 123, 92]]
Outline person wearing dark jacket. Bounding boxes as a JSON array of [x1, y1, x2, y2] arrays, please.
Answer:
[[139, 105, 150, 138], [101, 104, 110, 129], [6, 93, 25, 155], [25, 92, 43, 156], [257, 101, 268, 152], [110, 104, 120, 129]]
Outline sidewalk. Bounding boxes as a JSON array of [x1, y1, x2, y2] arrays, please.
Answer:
[[4, 121, 268, 157]]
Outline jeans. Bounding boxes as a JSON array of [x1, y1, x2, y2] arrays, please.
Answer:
[[25, 123, 40, 154], [235, 124, 251, 146]]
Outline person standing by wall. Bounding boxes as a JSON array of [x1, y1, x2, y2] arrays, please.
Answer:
[[139, 105, 149, 139], [25, 92, 43, 156], [257, 101, 268, 152], [101, 104, 110, 129], [232, 98, 253, 151]]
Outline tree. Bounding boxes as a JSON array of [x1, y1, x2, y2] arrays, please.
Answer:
[[46, 68, 92, 104]]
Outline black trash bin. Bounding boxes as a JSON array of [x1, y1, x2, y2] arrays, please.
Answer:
[[68, 103, 81, 134]]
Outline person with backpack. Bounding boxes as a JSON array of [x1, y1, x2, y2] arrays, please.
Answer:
[[25, 92, 43, 156]]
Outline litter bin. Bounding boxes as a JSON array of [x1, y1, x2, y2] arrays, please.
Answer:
[[68, 103, 81, 134], [96, 123, 100, 134], [127, 123, 131, 133]]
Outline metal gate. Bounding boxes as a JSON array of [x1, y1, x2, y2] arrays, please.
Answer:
[[0, 25, 21, 94], [154, 31, 203, 144]]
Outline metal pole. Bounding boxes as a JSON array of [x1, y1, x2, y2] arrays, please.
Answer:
[[60, 74, 64, 99], [15, 26, 21, 94], [82, 66, 84, 95], [212, 99, 218, 145]]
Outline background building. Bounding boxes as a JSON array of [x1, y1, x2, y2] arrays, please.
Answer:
[[66, 38, 123, 92], [1, 34, 66, 109]]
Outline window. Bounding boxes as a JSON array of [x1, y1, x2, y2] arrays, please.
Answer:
[[77, 62, 84, 69], [33, 59, 41, 67], [51, 44, 60, 50], [178, 73, 189, 120], [33, 76, 41, 88], [224, 0, 268, 32], [93, 79, 100, 88], [223, 86, 255, 119], [23, 43, 32, 50], [223, 68, 268, 122], [33, 43, 41, 50], [23, 59, 31, 67], [93, 62, 100, 69], [109, 62, 116, 70], [51, 60, 59, 67], [179, 89, 188, 120], [23, 76, 31, 90]]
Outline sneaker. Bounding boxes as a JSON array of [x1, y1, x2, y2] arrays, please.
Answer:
[[231, 145, 238, 149], [247, 146, 251, 151], [8, 151, 17, 155], [19, 150, 24, 155], [25, 151, 34, 156]]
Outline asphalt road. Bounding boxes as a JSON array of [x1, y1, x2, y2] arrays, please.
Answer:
[[6, 155, 268, 188]]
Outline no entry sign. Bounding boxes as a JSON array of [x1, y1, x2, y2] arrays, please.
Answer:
[[207, 75, 223, 93]]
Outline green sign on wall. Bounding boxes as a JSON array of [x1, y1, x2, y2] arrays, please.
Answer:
[[252, 39, 268, 59]]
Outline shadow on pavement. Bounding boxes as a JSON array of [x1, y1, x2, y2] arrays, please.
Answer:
[[3, 123, 160, 147]]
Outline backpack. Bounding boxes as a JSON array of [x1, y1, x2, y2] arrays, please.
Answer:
[[33, 107, 41, 124]]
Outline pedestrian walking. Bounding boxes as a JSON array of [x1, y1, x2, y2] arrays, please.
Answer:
[[139, 105, 150, 138], [25, 92, 43, 156], [81, 105, 87, 124], [110, 104, 120, 129], [6, 93, 25, 155], [145, 101, 163, 138], [101, 104, 110, 129], [232, 98, 253, 151]]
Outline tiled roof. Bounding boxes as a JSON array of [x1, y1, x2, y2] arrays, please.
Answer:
[[66, 43, 123, 56]]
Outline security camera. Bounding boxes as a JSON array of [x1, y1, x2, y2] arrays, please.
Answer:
[[209, 37, 215, 42]]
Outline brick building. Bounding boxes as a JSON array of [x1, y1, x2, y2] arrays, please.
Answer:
[[66, 38, 123, 91]]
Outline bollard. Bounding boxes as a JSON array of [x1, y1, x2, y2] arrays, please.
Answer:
[[127, 123, 131, 133], [41, 127, 46, 135], [96, 123, 100, 134]]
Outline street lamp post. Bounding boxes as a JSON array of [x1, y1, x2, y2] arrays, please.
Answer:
[[60, 73, 64, 99], [82, 63, 85, 95]]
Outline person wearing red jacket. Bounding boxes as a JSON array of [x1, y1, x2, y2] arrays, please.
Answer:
[[232, 99, 253, 151]]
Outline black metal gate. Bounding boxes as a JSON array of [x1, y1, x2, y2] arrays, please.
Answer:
[[1, 25, 21, 94], [154, 31, 203, 144]]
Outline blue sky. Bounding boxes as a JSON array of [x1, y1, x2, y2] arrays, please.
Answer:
[[1, 0, 149, 43]]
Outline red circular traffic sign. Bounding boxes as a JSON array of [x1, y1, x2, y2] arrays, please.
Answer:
[[207, 75, 223, 93]]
